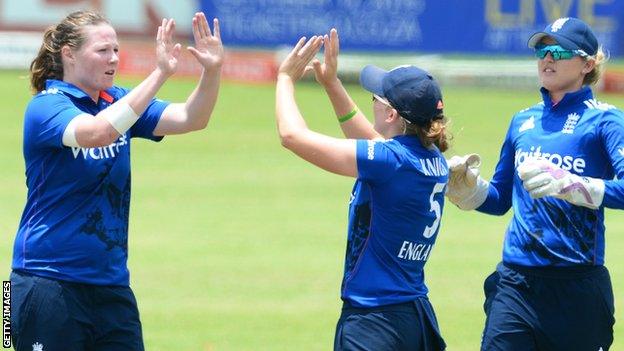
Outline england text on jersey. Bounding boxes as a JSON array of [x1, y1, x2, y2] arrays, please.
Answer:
[[397, 241, 433, 261]]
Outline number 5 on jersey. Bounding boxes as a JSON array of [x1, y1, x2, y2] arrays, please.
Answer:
[[423, 182, 446, 238]]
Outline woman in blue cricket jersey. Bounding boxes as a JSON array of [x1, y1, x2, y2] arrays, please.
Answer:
[[446, 17, 624, 350], [276, 30, 448, 351], [10, 10, 223, 350]]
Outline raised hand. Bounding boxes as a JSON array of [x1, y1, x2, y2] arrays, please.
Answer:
[[156, 18, 182, 76], [278, 36, 323, 82], [312, 28, 339, 87], [187, 12, 224, 70], [517, 158, 604, 209]]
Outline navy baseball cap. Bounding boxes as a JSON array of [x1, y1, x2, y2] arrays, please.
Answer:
[[359, 65, 444, 125], [527, 17, 598, 56]]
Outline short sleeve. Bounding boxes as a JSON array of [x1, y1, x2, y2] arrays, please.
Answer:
[[356, 139, 400, 183], [24, 93, 85, 149], [130, 97, 170, 141]]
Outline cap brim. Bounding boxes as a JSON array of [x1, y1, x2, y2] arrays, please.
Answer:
[[359, 65, 387, 96], [527, 32, 578, 51], [527, 32, 549, 48]]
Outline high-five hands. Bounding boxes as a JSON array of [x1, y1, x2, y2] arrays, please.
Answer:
[[518, 158, 604, 209], [188, 12, 223, 70], [312, 28, 339, 87], [156, 18, 182, 76], [278, 36, 324, 82]]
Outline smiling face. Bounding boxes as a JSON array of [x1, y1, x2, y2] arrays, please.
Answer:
[[537, 36, 595, 101], [62, 24, 119, 101]]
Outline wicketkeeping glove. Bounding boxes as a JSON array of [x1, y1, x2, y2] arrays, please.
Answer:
[[446, 153, 490, 210], [517, 158, 605, 209]]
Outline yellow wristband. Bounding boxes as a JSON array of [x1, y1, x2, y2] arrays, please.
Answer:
[[338, 108, 358, 123]]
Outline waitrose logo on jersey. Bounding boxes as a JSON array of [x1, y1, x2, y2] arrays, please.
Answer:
[[515, 146, 586, 173], [71, 134, 128, 160]]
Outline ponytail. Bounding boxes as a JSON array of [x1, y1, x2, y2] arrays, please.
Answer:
[[405, 115, 450, 152]]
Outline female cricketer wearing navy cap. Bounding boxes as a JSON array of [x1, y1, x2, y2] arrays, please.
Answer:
[[10, 10, 223, 350], [276, 30, 448, 351], [447, 17, 624, 350]]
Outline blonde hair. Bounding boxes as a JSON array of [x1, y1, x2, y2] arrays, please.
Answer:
[[583, 46, 608, 86], [405, 115, 450, 152], [30, 10, 109, 93]]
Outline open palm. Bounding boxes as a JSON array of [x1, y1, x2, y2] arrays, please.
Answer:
[[156, 18, 182, 76], [188, 13, 224, 69], [313, 28, 339, 87]]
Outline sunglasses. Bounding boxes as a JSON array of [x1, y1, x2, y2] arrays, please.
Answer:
[[372, 94, 392, 107], [534, 44, 587, 61]]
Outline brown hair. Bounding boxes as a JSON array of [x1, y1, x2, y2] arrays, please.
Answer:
[[405, 115, 450, 152], [583, 46, 608, 86], [30, 10, 109, 93]]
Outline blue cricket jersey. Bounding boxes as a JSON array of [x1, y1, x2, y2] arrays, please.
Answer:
[[341, 135, 448, 307], [12, 79, 170, 286], [478, 86, 624, 266]]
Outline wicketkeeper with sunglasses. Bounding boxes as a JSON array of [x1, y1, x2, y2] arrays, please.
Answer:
[[447, 17, 624, 350]]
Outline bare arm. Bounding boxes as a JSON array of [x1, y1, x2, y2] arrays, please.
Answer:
[[71, 18, 181, 148], [312, 29, 381, 140], [154, 13, 224, 136], [276, 36, 358, 178]]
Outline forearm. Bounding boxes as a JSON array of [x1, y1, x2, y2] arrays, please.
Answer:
[[182, 66, 221, 130], [70, 68, 169, 147], [476, 183, 512, 215], [323, 80, 381, 140], [115, 68, 169, 115], [276, 74, 308, 143], [601, 179, 624, 209]]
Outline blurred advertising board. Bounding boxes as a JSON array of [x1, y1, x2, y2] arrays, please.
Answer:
[[0, 0, 276, 82], [199, 0, 624, 57]]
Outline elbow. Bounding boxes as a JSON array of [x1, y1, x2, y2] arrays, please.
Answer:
[[80, 129, 119, 148], [279, 132, 297, 150], [188, 116, 209, 132], [179, 112, 210, 133], [478, 202, 511, 216], [279, 127, 307, 151], [490, 208, 510, 216], [194, 120, 209, 131]]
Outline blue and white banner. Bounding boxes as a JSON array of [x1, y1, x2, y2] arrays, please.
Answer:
[[199, 0, 624, 56]]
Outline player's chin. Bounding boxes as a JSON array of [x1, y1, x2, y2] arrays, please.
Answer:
[[98, 77, 115, 90], [539, 76, 558, 91]]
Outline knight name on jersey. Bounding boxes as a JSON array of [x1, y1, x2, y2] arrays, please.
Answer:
[[515, 146, 586, 173], [419, 157, 448, 177], [71, 134, 128, 160], [397, 241, 433, 261]]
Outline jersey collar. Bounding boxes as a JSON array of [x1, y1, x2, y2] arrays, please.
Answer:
[[45, 79, 116, 103], [540, 85, 593, 111]]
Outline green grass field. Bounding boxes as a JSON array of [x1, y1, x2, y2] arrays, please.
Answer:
[[1, 70, 623, 350]]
